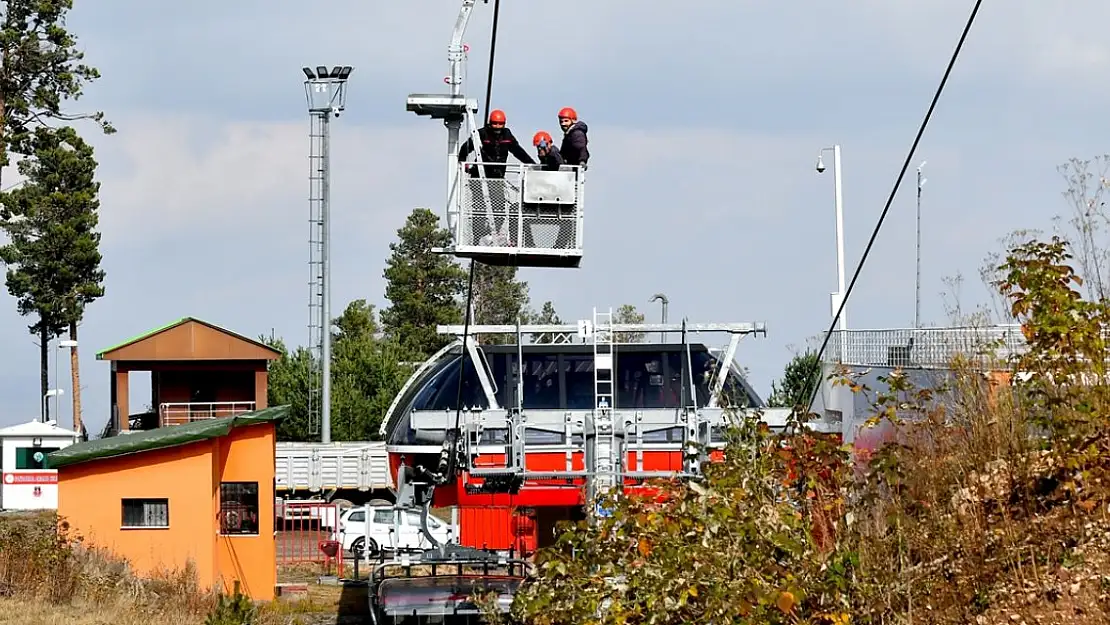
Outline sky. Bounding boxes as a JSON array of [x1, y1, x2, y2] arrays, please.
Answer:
[[1, 0, 1108, 434]]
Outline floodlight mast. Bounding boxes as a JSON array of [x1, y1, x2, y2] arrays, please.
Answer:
[[303, 64, 353, 444]]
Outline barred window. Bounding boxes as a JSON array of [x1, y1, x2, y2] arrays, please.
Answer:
[[219, 482, 259, 535], [121, 498, 169, 528]]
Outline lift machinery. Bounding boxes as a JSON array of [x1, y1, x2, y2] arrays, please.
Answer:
[[370, 1, 698, 621]]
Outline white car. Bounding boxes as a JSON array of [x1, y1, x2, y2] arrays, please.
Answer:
[[333, 505, 454, 556]]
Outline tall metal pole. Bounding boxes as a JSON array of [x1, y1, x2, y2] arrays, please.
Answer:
[[320, 112, 332, 444], [303, 65, 352, 445], [915, 162, 927, 329], [832, 145, 846, 345], [817, 144, 849, 434]]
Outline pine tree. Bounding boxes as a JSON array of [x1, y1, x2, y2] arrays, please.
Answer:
[[0, 126, 104, 422], [767, 349, 821, 408], [380, 208, 468, 358], [613, 303, 647, 343], [330, 299, 413, 441], [533, 300, 564, 344], [262, 335, 316, 441], [471, 263, 531, 345], [0, 0, 113, 186], [264, 300, 415, 442]]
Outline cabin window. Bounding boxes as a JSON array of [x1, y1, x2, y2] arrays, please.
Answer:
[[219, 482, 259, 536], [373, 509, 393, 524], [15, 447, 59, 469], [616, 354, 669, 408], [562, 355, 595, 409], [521, 354, 560, 409], [121, 498, 169, 528], [412, 356, 490, 411]]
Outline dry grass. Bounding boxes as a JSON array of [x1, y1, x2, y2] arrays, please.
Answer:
[[0, 511, 359, 624], [839, 363, 1110, 623]]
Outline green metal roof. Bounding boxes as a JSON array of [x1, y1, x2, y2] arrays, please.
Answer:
[[96, 316, 281, 360], [46, 405, 290, 469]]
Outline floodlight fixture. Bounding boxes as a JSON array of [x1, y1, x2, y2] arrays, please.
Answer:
[[303, 63, 353, 114]]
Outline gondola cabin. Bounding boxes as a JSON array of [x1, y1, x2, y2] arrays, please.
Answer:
[[379, 320, 794, 551]]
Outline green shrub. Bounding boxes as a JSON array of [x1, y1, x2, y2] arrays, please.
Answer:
[[205, 583, 256, 625]]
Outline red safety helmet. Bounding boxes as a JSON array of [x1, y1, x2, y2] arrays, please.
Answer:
[[533, 131, 553, 148], [489, 109, 507, 124], [557, 107, 577, 121]]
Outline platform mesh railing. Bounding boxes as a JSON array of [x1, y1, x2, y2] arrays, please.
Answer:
[[455, 163, 581, 252], [823, 325, 1028, 369]]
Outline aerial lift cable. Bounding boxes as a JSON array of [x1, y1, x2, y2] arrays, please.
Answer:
[[446, 0, 503, 481], [799, 0, 985, 413]]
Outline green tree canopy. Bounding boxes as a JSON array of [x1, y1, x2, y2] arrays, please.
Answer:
[[266, 300, 415, 442], [263, 336, 316, 441], [380, 208, 467, 358], [533, 300, 564, 344], [0, 0, 113, 180], [330, 299, 413, 440], [613, 303, 647, 343], [471, 263, 532, 345], [767, 349, 821, 408], [0, 125, 103, 420]]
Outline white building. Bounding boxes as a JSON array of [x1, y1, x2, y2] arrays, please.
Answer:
[[0, 419, 80, 510]]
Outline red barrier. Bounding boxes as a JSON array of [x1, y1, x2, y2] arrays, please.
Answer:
[[275, 500, 344, 573]]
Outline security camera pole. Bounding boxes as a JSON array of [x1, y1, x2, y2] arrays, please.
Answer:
[[816, 145, 848, 434], [915, 161, 927, 329], [302, 65, 353, 444], [816, 145, 846, 342]]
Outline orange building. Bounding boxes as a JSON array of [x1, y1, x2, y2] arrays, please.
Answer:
[[47, 406, 288, 601]]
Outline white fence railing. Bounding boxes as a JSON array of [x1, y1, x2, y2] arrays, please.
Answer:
[[823, 325, 1028, 369], [159, 401, 257, 426], [453, 162, 584, 254]]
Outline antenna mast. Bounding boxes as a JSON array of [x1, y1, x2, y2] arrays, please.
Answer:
[[303, 65, 353, 444]]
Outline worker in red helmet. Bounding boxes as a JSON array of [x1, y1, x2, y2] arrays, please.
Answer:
[[525, 130, 573, 249], [557, 107, 589, 168], [458, 108, 535, 178], [532, 131, 563, 171]]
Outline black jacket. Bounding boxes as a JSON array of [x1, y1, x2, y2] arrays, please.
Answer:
[[458, 125, 536, 178], [539, 145, 564, 171], [560, 121, 589, 167]]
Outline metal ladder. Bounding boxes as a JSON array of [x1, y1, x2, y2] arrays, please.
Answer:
[[590, 307, 619, 505], [305, 111, 327, 437]]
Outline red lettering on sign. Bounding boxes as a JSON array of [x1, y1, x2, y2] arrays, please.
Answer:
[[2, 472, 59, 485]]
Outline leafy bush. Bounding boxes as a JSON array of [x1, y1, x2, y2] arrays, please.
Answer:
[[487, 233, 1110, 624], [205, 584, 257, 625]]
